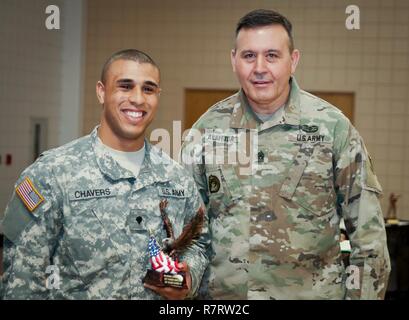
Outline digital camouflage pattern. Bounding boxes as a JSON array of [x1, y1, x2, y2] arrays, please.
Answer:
[[1, 127, 209, 299], [180, 77, 391, 300]]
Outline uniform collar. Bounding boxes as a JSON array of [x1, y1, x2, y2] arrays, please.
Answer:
[[136, 142, 170, 187], [91, 126, 169, 184], [229, 90, 258, 129], [230, 76, 301, 130]]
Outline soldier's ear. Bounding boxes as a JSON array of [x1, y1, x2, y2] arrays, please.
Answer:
[[231, 49, 237, 73], [290, 49, 300, 74], [96, 81, 105, 105]]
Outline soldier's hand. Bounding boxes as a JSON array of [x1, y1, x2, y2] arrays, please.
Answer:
[[144, 262, 192, 300]]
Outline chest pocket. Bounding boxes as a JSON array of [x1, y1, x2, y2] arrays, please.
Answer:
[[278, 142, 336, 216], [205, 165, 243, 218], [64, 205, 123, 285]]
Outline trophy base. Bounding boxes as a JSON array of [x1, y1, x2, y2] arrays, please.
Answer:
[[143, 269, 187, 289]]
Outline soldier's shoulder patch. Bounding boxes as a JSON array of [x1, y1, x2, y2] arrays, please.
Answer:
[[15, 177, 44, 212], [206, 170, 223, 194], [208, 174, 221, 193]]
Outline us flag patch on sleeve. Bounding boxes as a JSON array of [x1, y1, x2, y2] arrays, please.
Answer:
[[15, 177, 44, 212]]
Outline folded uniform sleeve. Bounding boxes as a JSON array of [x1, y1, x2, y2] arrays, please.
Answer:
[[334, 121, 391, 300]]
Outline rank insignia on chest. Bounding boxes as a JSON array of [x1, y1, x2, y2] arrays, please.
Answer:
[[126, 210, 146, 232]]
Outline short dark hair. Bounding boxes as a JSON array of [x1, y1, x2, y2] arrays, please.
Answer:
[[235, 9, 294, 52], [100, 49, 159, 84]]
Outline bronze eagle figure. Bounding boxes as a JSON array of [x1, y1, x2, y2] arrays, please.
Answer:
[[159, 199, 205, 258]]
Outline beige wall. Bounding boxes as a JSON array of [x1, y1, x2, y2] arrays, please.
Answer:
[[0, 0, 64, 220], [83, 0, 409, 219], [0, 0, 86, 222]]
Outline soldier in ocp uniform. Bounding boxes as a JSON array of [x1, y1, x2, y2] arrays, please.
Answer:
[[1, 49, 210, 299], [180, 9, 390, 299]]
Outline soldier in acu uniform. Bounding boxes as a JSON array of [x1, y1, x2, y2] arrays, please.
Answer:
[[1, 49, 209, 299], [180, 9, 390, 300]]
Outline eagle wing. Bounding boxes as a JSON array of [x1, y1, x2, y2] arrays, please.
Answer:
[[169, 206, 205, 254]]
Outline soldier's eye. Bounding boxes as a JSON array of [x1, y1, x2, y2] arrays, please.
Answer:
[[243, 53, 256, 60], [142, 85, 156, 94], [266, 53, 278, 61], [119, 84, 132, 90]]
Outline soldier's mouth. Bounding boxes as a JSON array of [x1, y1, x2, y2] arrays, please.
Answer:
[[121, 109, 147, 124], [251, 80, 272, 87]]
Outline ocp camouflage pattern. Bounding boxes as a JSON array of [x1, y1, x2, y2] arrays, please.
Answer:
[[180, 77, 390, 300]]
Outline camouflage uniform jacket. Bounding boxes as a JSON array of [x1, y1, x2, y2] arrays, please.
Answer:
[[1, 127, 209, 299], [180, 77, 390, 300]]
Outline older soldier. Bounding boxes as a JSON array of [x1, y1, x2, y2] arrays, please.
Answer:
[[180, 9, 390, 299], [1, 49, 209, 299]]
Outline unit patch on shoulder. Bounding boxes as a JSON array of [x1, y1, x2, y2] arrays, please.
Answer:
[[15, 177, 44, 212]]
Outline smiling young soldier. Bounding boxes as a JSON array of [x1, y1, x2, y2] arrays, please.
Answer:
[[181, 9, 390, 299], [1, 49, 209, 299]]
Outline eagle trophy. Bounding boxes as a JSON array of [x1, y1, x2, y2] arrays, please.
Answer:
[[142, 199, 205, 289]]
